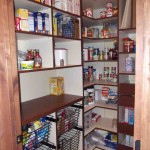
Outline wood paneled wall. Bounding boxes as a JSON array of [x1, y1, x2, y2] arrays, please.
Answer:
[[0, 0, 22, 149], [135, 0, 150, 149]]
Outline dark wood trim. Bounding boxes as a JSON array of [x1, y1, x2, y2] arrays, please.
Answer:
[[84, 60, 118, 63], [82, 37, 118, 40], [21, 94, 83, 125], [0, 0, 22, 149], [82, 14, 118, 21], [118, 144, 133, 150], [53, 35, 81, 41], [52, 7, 81, 18], [118, 123, 134, 136], [16, 30, 52, 37], [119, 95, 134, 108], [119, 72, 135, 75], [119, 28, 136, 31], [119, 52, 135, 54]]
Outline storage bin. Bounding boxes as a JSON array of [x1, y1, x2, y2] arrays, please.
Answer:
[[57, 106, 81, 136], [58, 129, 80, 150], [22, 117, 52, 150]]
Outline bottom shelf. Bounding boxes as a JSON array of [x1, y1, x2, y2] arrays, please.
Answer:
[[87, 144, 115, 150]]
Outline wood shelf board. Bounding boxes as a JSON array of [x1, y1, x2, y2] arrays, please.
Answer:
[[82, 37, 118, 43], [119, 71, 135, 75], [52, 7, 80, 18], [84, 60, 118, 63], [82, 0, 117, 10], [84, 118, 117, 136], [21, 94, 83, 125], [84, 80, 117, 88], [54, 65, 82, 69], [118, 123, 134, 136], [82, 15, 118, 27], [84, 100, 117, 113], [16, 31, 52, 40], [14, 0, 51, 11], [18, 67, 54, 73], [119, 28, 136, 32], [53, 35, 81, 42], [119, 52, 135, 54], [118, 144, 133, 150], [95, 146, 114, 150]]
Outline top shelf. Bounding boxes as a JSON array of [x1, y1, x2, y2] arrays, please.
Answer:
[[14, 0, 51, 11], [82, 0, 118, 10], [21, 94, 83, 125], [82, 15, 118, 27]]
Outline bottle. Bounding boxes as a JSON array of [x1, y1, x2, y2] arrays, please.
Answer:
[[34, 49, 42, 69], [26, 50, 32, 61], [101, 23, 109, 38], [104, 47, 109, 60]]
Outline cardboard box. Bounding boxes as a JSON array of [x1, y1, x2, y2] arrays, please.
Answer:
[[16, 9, 29, 19], [49, 77, 64, 95]]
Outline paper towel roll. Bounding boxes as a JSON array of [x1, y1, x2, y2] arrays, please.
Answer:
[[55, 48, 68, 66]]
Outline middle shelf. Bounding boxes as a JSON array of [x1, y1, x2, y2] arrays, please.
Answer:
[[84, 118, 117, 137]]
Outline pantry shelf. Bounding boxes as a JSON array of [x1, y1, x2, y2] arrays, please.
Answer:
[[14, 0, 51, 11], [119, 28, 136, 32], [18, 67, 54, 73], [84, 100, 117, 113], [87, 145, 113, 150], [54, 65, 82, 69], [21, 94, 83, 125], [82, 37, 118, 43], [119, 71, 135, 75], [84, 80, 117, 88], [53, 35, 81, 42], [84, 60, 118, 63], [84, 118, 117, 137], [52, 7, 80, 18], [82, 15, 118, 27], [119, 52, 135, 54], [16, 30, 52, 40]]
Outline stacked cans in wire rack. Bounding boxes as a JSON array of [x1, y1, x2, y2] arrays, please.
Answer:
[[99, 67, 117, 83]]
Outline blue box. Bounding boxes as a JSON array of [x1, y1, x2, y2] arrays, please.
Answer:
[[34, 12, 43, 33]]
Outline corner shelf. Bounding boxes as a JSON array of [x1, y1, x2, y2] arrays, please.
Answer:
[[84, 80, 118, 88], [21, 94, 83, 125], [82, 15, 118, 27], [118, 144, 133, 150], [84, 100, 117, 113], [84, 60, 118, 63], [52, 7, 80, 18], [84, 118, 117, 137], [53, 35, 81, 42], [119, 71, 135, 75]]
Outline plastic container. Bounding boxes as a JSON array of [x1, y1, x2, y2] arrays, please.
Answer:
[[55, 48, 68, 66], [20, 60, 34, 70]]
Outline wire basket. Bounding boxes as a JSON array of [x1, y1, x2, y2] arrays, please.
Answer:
[[57, 106, 81, 136], [58, 129, 80, 150], [23, 117, 52, 150]]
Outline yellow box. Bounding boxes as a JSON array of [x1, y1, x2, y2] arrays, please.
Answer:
[[16, 9, 28, 19], [49, 77, 64, 95]]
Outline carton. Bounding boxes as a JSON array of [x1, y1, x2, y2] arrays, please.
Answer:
[[49, 77, 64, 95], [16, 9, 29, 19]]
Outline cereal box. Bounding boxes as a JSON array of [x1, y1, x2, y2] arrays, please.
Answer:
[[49, 77, 64, 95]]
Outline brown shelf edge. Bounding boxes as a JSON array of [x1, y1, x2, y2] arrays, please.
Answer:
[[119, 72, 135, 75], [118, 122, 134, 136], [16, 30, 52, 37], [84, 60, 118, 63], [119, 28, 136, 31], [82, 15, 118, 21], [82, 37, 118, 40], [28, 0, 51, 8], [118, 144, 133, 150], [21, 94, 83, 125], [52, 7, 80, 18], [53, 35, 81, 41], [119, 52, 135, 54]]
